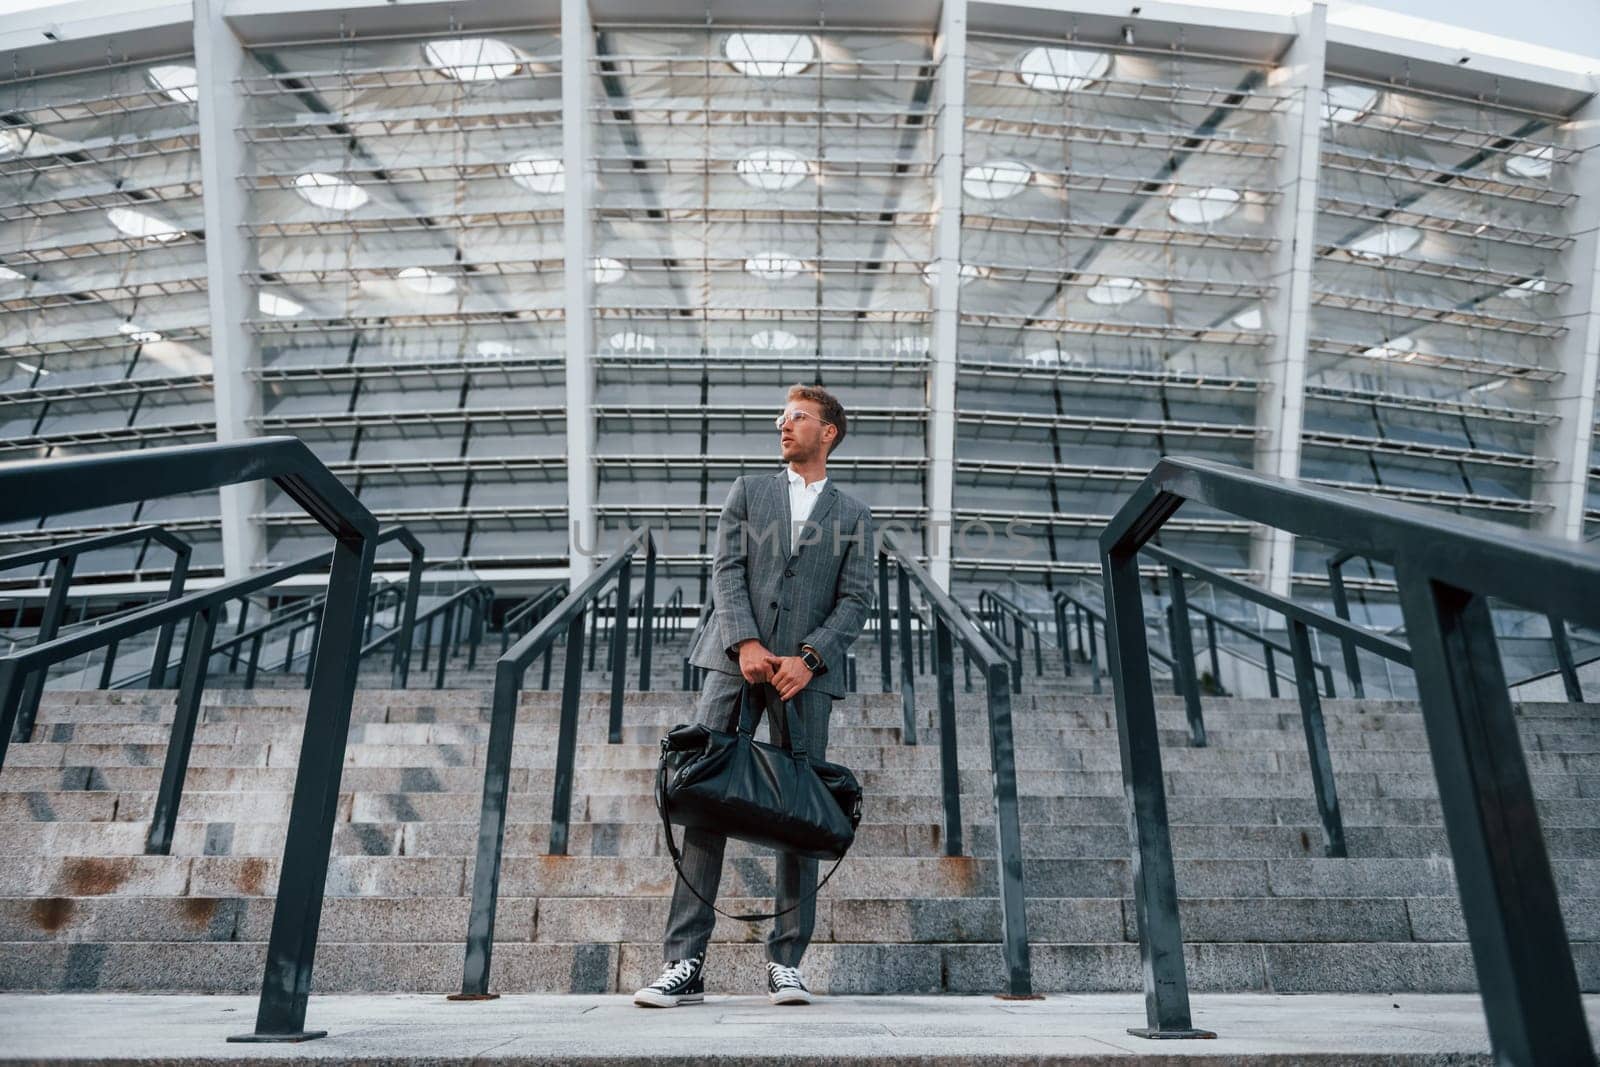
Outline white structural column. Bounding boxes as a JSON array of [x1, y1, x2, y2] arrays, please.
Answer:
[[1250, 2, 1326, 596], [562, 0, 598, 583], [194, 0, 265, 580], [926, 0, 967, 590], [1533, 97, 1600, 542]]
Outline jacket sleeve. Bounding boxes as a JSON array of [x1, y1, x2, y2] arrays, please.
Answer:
[[799, 503, 875, 670], [714, 476, 762, 658]]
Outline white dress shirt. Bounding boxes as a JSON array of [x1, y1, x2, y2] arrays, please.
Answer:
[[785, 465, 828, 552]]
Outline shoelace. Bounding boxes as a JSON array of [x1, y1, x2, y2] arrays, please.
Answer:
[[769, 963, 804, 989], [653, 957, 698, 990]]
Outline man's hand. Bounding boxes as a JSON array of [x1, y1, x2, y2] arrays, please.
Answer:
[[736, 639, 778, 683], [767, 655, 815, 702]]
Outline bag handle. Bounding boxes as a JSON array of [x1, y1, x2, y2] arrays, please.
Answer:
[[655, 746, 843, 923], [733, 681, 809, 759]]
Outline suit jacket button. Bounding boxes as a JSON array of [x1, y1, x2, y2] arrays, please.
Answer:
[[770, 600, 779, 608]]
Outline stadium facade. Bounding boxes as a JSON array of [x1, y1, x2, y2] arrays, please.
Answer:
[[0, 0, 1597, 632]]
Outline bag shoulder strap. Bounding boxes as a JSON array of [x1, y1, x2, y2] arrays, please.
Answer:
[[655, 751, 844, 923]]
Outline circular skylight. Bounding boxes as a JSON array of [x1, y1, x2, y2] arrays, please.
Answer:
[[1016, 47, 1110, 93], [107, 206, 183, 242], [607, 330, 656, 353], [745, 252, 808, 281], [424, 38, 521, 81], [592, 257, 625, 285], [293, 172, 369, 212], [1506, 146, 1555, 180], [258, 292, 304, 318], [1231, 306, 1264, 331], [752, 328, 802, 351], [118, 322, 162, 344], [1322, 84, 1378, 124], [1169, 186, 1241, 225], [736, 148, 811, 191], [963, 160, 1032, 201], [920, 262, 986, 287], [397, 267, 456, 295], [1345, 225, 1421, 261], [509, 153, 564, 194], [1085, 276, 1144, 306], [1360, 336, 1415, 360], [146, 64, 198, 104], [724, 33, 817, 77]]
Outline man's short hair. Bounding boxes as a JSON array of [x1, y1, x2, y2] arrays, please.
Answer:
[[787, 383, 847, 454]]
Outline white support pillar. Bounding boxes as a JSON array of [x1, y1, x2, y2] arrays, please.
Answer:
[[1533, 98, 1600, 542], [194, 0, 264, 580], [1250, 1, 1326, 596], [563, 0, 598, 583], [927, 0, 967, 591]]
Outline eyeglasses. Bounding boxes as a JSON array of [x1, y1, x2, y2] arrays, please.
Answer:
[[775, 410, 831, 430]]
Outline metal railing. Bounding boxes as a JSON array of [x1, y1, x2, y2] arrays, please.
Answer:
[[456, 529, 657, 999], [0, 437, 381, 1043], [0, 527, 192, 737], [1101, 456, 1592, 1064], [877, 531, 1033, 996], [978, 589, 1045, 688]]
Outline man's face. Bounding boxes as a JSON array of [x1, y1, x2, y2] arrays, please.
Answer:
[[778, 398, 833, 464]]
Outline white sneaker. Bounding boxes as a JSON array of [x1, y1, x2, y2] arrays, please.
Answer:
[[766, 961, 814, 1005], [633, 953, 706, 1008]]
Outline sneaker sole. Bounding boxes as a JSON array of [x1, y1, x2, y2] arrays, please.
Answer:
[[768, 990, 815, 1005], [633, 990, 705, 1008]]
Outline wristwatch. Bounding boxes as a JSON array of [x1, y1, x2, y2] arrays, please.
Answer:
[[799, 646, 824, 674]]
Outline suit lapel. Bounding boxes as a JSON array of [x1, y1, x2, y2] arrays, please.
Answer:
[[790, 482, 838, 564], [772, 469, 792, 560]]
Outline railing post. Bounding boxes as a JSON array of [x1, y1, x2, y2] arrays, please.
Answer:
[[457, 655, 526, 1000], [1264, 644, 1280, 699], [1204, 616, 1221, 692], [1055, 598, 1071, 678], [434, 603, 454, 690], [877, 550, 893, 693], [149, 546, 191, 688], [984, 661, 1032, 997], [638, 536, 656, 691], [145, 605, 217, 855], [1165, 570, 1205, 747], [1288, 619, 1346, 858], [466, 593, 485, 671], [97, 641, 119, 689], [551, 611, 587, 853], [241, 528, 376, 1041], [896, 562, 918, 745], [1548, 613, 1582, 703], [1087, 614, 1102, 696], [246, 633, 263, 689], [1101, 534, 1208, 1038], [12, 553, 74, 744], [609, 556, 633, 745], [228, 598, 250, 672], [586, 594, 603, 670], [1395, 570, 1592, 1066], [1326, 556, 1365, 699], [392, 548, 424, 688], [932, 615, 961, 857]]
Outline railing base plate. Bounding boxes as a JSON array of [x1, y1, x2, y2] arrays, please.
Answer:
[[1127, 1027, 1217, 1040], [995, 993, 1045, 1001], [446, 993, 500, 1002], [227, 1031, 327, 1044]]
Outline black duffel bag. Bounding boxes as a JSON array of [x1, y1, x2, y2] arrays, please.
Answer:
[[655, 682, 862, 921]]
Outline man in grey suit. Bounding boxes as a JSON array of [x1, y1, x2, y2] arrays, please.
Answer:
[[633, 384, 875, 1008]]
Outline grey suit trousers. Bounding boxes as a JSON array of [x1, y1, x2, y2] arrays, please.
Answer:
[[661, 669, 835, 967]]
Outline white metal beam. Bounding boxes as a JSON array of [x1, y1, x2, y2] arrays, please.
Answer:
[[563, 0, 598, 583], [1534, 97, 1600, 541], [927, 0, 968, 590], [1250, 0, 1326, 596], [194, 0, 265, 580]]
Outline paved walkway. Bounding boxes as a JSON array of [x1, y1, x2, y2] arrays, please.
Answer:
[[2, 992, 1596, 1064]]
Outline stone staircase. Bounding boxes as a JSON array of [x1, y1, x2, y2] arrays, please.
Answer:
[[4, 634, 1598, 996]]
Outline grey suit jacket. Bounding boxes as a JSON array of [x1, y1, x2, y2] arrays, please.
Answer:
[[685, 469, 875, 700]]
